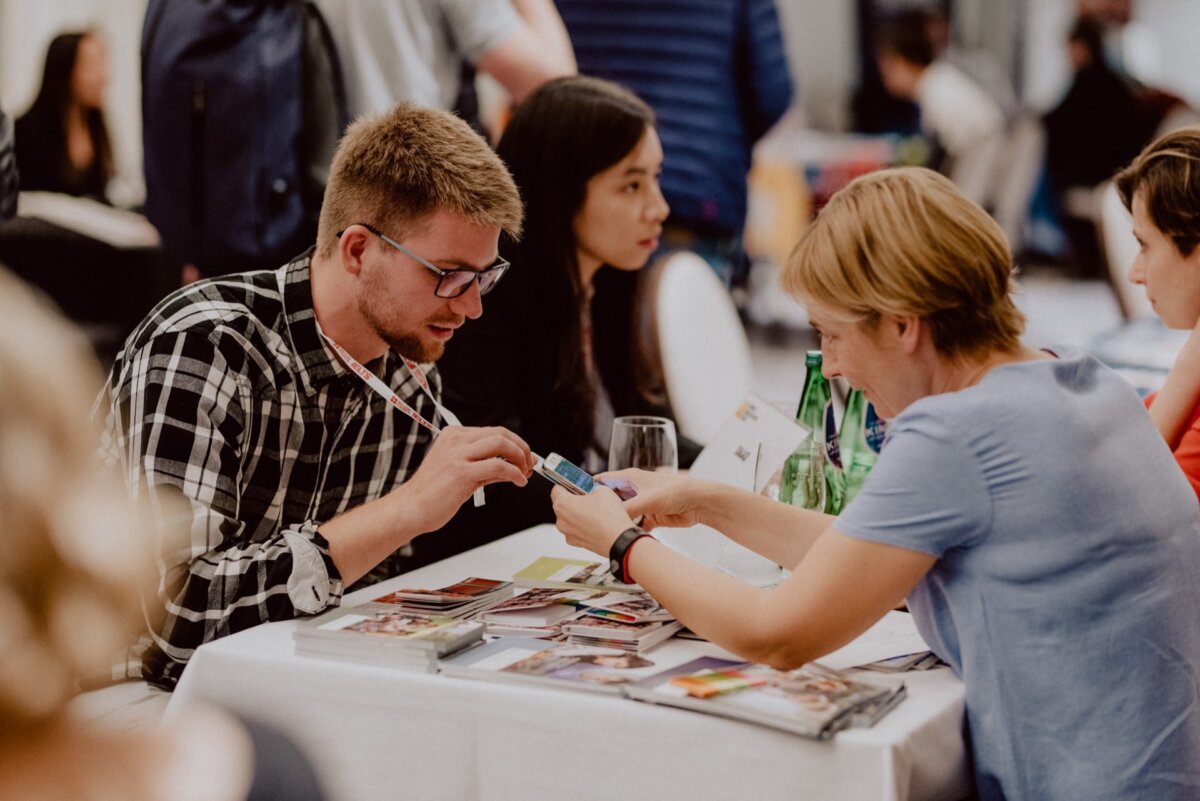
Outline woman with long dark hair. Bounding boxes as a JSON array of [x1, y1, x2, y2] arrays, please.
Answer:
[[432, 75, 684, 553], [15, 31, 113, 199]]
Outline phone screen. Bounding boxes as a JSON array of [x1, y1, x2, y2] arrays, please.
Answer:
[[545, 455, 595, 494]]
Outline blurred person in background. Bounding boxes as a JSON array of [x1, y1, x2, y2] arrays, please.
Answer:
[[315, 0, 575, 127], [1118, 126, 1200, 500], [875, 8, 1005, 208], [433, 76, 694, 560], [553, 167, 1200, 801], [555, 0, 792, 287], [15, 31, 113, 201], [0, 266, 326, 801]]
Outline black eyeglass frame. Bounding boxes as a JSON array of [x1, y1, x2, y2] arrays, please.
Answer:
[[336, 223, 510, 299]]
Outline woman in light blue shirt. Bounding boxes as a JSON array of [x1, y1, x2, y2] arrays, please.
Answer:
[[552, 167, 1200, 801]]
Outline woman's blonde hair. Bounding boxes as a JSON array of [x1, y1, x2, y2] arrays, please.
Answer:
[[0, 268, 150, 737], [783, 167, 1025, 359]]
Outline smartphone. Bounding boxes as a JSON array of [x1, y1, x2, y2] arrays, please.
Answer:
[[536, 453, 639, 500], [538, 453, 595, 495]]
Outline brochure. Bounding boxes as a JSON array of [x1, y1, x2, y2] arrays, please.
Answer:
[[562, 617, 684, 653], [624, 658, 904, 740], [294, 605, 484, 672], [442, 641, 907, 738], [440, 638, 701, 695], [476, 587, 598, 637], [512, 556, 640, 593], [371, 577, 512, 619]]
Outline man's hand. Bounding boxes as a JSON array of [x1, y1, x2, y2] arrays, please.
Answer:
[[401, 426, 534, 533]]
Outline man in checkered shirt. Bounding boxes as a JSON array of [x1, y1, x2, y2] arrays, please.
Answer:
[[97, 104, 535, 688]]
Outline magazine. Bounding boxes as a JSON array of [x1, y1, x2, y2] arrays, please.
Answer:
[[475, 587, 599, 638], [512, 556, 640, 593], [581, 592, 675, 624], [562, 617, 684, 653], [624, 658, 904, 739], [440, 638, 700, 695], [294, 606, 484, 672], [371, 577, 512, 619], [442, 641, 907, 738]]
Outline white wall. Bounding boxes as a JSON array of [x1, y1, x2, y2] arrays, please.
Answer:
[[776, 0, 856, 131], [0, 0, 148, 203]]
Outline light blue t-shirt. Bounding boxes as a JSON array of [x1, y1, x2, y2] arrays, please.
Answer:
[[836, 349, 1200, 801]]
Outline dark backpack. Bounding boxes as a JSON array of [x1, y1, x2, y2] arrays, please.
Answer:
[[141, 0, 348, 276]]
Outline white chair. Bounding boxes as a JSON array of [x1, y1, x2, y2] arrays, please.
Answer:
[[649, 251, 754, 446], [1098, 180, 1155, 320]]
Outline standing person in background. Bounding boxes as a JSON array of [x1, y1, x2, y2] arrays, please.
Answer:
[[875, 9, 1006, 208], [555, 0, 793, 286], [315, 0, 575, 122], [432, 76, 689, 560], [15, 31, 113, 201], [1118, 126, 1200, 500], [0, 108, 16, 220]]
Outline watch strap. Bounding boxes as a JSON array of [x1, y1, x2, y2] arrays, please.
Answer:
[[609, 526, 652, 584]]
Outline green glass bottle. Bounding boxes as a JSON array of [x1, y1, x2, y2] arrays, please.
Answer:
[[779, 351, 845, 513], [839, 388, 887, 506]]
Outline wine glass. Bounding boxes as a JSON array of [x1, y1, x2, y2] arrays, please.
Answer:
[[608, 416, 679, 473]]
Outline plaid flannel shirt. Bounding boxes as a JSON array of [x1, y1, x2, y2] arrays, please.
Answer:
[[97, 251, 439, 687]]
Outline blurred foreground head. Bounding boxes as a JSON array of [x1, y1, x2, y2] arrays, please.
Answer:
[[0, 267, 151, 737]]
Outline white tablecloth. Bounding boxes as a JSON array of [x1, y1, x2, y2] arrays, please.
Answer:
[[169, 525, 968, 801]]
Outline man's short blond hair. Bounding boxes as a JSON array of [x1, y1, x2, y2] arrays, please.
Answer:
[[316, 104, 523, 257], [783, 167, 1025, 359]]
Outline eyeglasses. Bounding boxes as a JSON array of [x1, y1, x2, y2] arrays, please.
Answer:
[[337, 223, 510, 299]]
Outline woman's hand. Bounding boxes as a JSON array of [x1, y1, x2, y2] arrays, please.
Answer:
[[550, 484, 635, 557], [597, 468, 706, 532]]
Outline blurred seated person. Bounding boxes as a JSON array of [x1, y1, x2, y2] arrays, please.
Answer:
[[433, 76, 695, 558], [15, 31, 113, 201], [1044, 16, 1152, 196], [96, 104, 534, 688], [875, 9, 1005, 207], [0, 266, 326, 801], [1117, 126, 1200, 499], [552, 167, 1200, 801]]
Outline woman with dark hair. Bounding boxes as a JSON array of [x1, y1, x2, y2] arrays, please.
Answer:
[[432, 75, 684, 554], [15, 31, 113, 199]]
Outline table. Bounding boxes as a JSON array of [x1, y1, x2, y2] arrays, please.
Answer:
[[169, 525, 968, 801]]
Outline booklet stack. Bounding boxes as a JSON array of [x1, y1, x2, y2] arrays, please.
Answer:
[[512, 556, 640, 593], [442, 639, 905, 737], [624, 657, 906, 739], [372, 577, 514, 619], [475, 587, 598, 639], [293, 577, 509, 671], [562, 616, 683, 653]]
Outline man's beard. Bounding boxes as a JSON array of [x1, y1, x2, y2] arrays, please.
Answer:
[[357, 282, 452, 364]]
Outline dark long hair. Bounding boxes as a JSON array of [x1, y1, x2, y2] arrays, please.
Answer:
[[495, 76, 658, 455], [22, 32, 113, 193]]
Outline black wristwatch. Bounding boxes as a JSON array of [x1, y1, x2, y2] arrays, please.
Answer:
[[609, 526, 652, 584]]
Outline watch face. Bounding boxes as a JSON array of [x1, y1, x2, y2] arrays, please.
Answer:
[[610, 558, 622, 580]]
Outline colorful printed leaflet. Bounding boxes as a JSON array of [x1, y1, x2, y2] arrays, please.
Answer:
[[669, 668, 767, 699], [512, 556, 639, 593], [583, 592, 674, 623], [372, 577, 512, 619], [476, 587, 600, 638]]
